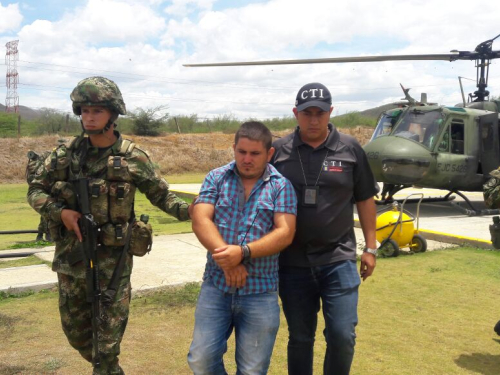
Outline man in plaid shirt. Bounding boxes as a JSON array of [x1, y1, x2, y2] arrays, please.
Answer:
[[188, 121, 297, 374]]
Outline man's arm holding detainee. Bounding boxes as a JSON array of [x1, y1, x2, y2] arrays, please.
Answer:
[[356, 197, 377, 281]]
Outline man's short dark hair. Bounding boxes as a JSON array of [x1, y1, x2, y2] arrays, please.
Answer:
[[235, 121, 272, 150]]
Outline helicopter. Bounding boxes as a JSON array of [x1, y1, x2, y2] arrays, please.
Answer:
[[184, 34, 500, 215]]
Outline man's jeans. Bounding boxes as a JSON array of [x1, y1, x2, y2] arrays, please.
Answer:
[[279, 260, 360, 375], [187, 280, 280, 375]]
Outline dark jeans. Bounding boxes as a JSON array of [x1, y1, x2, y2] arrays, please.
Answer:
[[279, 260, 360, 375], [187, 281, 280, 375]]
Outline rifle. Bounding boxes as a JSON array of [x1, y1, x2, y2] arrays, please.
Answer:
[[74, 178, 101, 369]]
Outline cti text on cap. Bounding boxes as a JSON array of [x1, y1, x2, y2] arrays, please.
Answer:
[[295, 82, 332, 112]]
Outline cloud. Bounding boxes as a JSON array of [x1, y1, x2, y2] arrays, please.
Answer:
[[0, 2, 23, 33], [1, 0, 500, 119], [174, 0, 500, 62], [17, 0, 166, 56], [164, 0, 215, 16]]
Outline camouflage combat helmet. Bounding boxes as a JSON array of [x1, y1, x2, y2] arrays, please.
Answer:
[[71, 76, 126, 116]]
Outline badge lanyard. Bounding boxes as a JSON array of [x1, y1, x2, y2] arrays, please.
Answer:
[[297, 148, 329, 207]]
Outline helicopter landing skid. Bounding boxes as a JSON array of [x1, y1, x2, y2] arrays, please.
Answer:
[[449, 190, 500, 216]]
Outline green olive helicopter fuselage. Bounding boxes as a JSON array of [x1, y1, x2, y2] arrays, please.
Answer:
[[364, 101, 500, 214]]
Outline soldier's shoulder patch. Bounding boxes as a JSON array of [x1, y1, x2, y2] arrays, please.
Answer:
[[490, 169, 500, 179], [119, 139, 136, 155]]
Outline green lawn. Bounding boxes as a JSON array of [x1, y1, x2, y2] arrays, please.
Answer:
[[1, 248, 499, 374], [0, 175, 204, 250]]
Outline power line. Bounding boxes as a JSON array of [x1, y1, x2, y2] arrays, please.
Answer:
[[6, 60, 296, 91], [12, 82, 292, 106]]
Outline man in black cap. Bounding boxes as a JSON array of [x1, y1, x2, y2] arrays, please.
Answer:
[[271, 82, 379, 375]]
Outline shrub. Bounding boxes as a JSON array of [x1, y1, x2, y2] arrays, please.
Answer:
[[130, 105, 169, 136]]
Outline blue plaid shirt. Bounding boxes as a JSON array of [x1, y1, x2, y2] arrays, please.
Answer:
[[197, 161, 297, 295]]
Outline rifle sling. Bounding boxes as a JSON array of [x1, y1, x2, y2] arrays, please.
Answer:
[[101, 219, 134, 306]]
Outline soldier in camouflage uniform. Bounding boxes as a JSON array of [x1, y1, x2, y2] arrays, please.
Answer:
[[27, 76, 191, 374], [35, 215, 51, 241], [483, 169, 500, 335], [483, 168, 500, 209], [26, 150, 52, 241]]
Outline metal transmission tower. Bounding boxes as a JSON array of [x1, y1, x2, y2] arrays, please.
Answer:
[[5, 40, 20, 113]]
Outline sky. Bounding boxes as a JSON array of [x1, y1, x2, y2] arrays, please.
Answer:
[[0, 0, 499, 120]]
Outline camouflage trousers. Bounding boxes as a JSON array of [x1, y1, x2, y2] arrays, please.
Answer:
[[37, 216, 48, 234], [57, 273, 131, 374]]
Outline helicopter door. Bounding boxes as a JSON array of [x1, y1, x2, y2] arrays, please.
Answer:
[[479, 113, 500, 175]]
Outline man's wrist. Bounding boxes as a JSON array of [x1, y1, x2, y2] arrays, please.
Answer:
[[241, 244, 252, 264], [363, 246, 378, 256]]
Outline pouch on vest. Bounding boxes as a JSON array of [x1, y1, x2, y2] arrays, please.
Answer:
[[47, 220, 65, 242], [26, 151, 50, 184], [51, 181, 77, 211], [101, 222, 129, 247], [107, 155, 131, 181], [109, 182, 135, 223], [129, 219, 153, 257], [88, 178, 109, 226], [47, 147, 71, 181]]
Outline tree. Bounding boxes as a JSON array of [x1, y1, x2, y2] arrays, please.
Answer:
[[36, 108, 65, 134], [35, 108, 80, 134], [130, 105, 169, 136]]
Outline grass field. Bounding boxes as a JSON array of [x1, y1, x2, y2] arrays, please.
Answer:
[[0, 176, 204, 251], [1, 248, 499, 374]]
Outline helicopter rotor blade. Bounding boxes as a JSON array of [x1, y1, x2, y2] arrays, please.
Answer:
[[184, 50, 500, 67], [184, 54, 460, 67]]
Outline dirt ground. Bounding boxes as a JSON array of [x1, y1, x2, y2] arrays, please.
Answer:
[[0, 127, 374, 183]]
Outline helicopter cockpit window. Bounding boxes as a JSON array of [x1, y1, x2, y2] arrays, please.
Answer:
[[450, 121, 464, 154], [371, 110, 402, 140], [437, 120, 465, 154], [393, 110, 444, 149]]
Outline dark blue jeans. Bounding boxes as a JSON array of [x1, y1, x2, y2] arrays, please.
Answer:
[[279, 260, 360, 375], [187, 281, 280, 375]]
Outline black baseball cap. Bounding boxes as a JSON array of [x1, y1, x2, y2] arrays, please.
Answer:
[[295, 82, 332, 112]]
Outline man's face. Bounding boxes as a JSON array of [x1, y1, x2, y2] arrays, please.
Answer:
[[233, 137, 275, 180], [80, 105, 112, 132], [293, 106, 333, 145]]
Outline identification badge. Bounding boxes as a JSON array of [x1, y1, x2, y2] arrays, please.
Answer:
[[302, 186, 319, 207]]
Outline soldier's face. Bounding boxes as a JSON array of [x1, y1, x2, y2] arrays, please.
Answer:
[[233, 137, 275, 180], [81, 105, 112, 132]]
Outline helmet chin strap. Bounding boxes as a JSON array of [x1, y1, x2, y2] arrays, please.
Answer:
[[80, 118, 115, 135]]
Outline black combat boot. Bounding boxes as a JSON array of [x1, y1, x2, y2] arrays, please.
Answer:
[[494, 320, 500, 336]]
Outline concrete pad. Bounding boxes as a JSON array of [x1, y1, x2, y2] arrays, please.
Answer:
[[0, 264, 57, 293], [35, 250, 55, 262], [170, 184, 202, 195], [0, 246, 54, 258], [0, 233, 207, 295], [29, 233, 208, 292], [131, 233, 207, 294]]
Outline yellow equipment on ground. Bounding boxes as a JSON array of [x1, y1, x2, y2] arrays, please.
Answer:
[[375, 193, 427, 257]]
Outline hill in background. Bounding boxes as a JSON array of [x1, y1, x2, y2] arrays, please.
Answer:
[[0, 102, 395, 123], [0, 104, 42, 121], [357, 103, 401, 118]]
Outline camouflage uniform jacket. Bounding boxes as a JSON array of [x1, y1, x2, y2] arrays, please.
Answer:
[[484, 168, 500, 209], [27, 131, 189, 278]]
